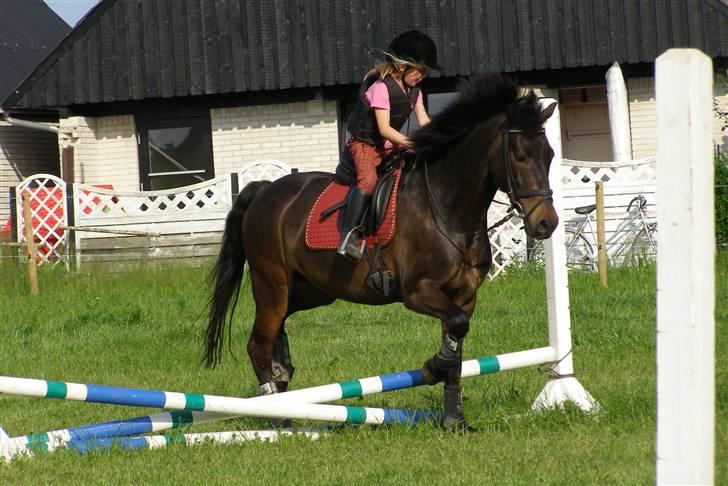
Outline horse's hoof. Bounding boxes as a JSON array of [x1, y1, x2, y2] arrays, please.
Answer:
[[442, 416, 478, 434], [421, 358, 447, 385]]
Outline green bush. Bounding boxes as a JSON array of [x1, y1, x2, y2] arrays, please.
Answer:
[[716, 151, 728, 247]]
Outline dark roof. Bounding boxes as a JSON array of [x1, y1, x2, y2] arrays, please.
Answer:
[[0, 0, 71, 104], [3, 0, 728, 111]]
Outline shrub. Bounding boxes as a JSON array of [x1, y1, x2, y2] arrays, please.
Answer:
[[716, 151, 728, 247]]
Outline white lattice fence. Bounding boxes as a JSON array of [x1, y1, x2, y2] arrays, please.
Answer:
[[237, 160, 293, 186], [76, 176, 232, 220], [561, 157, 657, 258], [15, 174, 69, 267], [561, 156, 656, 186], [72, 175, 233, 267], [486, 193, 525, 278]]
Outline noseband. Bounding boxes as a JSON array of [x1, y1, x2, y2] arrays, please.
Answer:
[[501, 128, 553, 219]]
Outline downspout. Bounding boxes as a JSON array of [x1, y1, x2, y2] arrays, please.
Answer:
[[1, 109, 59, 133]]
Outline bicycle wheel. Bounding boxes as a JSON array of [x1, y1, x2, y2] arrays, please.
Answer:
[[528, 228, 596, 271], [564, 227, 597, 271], [625, 224, 657, 267]]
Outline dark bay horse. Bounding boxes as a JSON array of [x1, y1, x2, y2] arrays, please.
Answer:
[[205, 73, 558, 430]]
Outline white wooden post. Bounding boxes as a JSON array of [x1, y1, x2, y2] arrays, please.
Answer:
[[532, 99, 597, 412], [656, 49, 715, 484]]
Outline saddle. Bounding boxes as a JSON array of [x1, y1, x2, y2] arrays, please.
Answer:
[[304, 155, 402, 250]]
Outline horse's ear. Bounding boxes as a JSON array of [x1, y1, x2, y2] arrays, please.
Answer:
[[539, 102, 557, 123]]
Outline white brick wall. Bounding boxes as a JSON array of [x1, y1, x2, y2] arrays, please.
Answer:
[[59, 115, 139, 191], [627, 77, 657, 159], [0, 123, 60, 223], [628, 75, 727, 159], [211, 97, 340, 175]]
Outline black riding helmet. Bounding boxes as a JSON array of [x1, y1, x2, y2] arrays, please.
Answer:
[[386, 30, 443, 71]]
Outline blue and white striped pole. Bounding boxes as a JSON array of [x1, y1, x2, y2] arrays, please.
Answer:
[[65, 428, 326, 454], [1, 347, 556, 461], [3, 407, 437, 461], [0, 348, 555, 410], [10, 427, 326, 459], [4, 410, 235, 459]]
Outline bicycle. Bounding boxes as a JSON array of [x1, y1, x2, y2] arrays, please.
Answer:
[[530, 195, 658, 270]]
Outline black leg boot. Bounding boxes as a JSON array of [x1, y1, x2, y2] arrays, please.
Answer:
[[337, 188, 370, 261]]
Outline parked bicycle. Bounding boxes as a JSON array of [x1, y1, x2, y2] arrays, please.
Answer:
[[530, 195, 658, 270]]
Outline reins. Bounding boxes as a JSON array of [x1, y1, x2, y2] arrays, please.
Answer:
[[424, 161, 517, 236]]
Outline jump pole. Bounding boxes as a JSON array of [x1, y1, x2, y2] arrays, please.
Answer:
[[5, 427, 326, 459], [655, 49, 714, 484], [0, 348, 558, 413], [1, 410, 236, 460], [63, 428, 326, 455], [1, 405, 437, 462], [0, 347, 557, 460]]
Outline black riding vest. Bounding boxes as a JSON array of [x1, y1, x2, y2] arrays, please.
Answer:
[[347, 74, 421, 149]]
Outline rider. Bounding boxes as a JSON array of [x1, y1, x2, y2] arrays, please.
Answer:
[[337, 30, 442, 260]]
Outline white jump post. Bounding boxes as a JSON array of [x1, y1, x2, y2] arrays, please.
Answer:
[[655, 49, 715, 484], [532, 99, 597, 412]]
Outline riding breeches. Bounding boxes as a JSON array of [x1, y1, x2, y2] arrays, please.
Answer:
[[347, 139, 391, 195]]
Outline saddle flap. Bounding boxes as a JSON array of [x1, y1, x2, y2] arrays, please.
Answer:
[[305, 169, 402, 251], [366, 170, 397, 234]]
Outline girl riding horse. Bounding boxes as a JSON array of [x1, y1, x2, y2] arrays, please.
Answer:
[[206, 72, 558, 431]]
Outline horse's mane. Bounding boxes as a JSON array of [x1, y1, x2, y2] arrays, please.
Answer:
[[413, 72, 544, 161]]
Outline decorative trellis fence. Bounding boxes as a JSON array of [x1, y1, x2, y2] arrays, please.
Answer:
[[559, 157, 657, 262], [13, 174, 69, 268], [13, 158, 656, 274], [12, 161, 293, 269]]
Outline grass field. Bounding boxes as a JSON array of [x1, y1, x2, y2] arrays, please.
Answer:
[[1, 256, 726, 484]]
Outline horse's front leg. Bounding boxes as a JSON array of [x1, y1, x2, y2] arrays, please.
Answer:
[[402, 280, 476, 431]]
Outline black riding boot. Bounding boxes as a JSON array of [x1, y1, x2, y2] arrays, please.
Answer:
[[337, 188, 370, 260]]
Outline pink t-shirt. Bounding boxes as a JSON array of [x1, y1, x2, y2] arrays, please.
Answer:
[[364, 79, 424, 149]]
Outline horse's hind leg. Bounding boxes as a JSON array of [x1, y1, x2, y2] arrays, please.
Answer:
[[272, 274, 336, 394], [271, 325, 294, 394], [248, 268, 290, 395], [252, 271, 335, 396]]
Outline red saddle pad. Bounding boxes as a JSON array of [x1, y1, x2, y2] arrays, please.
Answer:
[[305, 170, 401, 250]]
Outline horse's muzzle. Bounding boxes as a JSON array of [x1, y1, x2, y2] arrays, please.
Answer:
[[523, 198, 558, 239]]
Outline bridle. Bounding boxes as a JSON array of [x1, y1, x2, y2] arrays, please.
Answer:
[[420, 126, 555, 266], [500, 128, 553, 220]]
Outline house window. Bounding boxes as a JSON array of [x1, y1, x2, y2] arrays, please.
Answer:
[[136, 112, 214, 191], [427, 92, 457, 116], [558, 85, 608, 105]]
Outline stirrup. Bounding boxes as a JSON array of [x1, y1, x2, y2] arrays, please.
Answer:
[[337, 227, 366, 260]]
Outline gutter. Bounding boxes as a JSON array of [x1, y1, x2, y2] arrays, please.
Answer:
[[1, 109, 59, 133]]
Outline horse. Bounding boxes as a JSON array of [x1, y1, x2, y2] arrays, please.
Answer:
[[205, 72, 558, 430]]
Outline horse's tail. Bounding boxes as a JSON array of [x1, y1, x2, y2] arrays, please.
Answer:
[[205, 180, 272, 368]]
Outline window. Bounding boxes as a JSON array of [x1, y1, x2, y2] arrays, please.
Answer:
[[427, 92, 457, 116], [558, 85, 608, 105], [136, 112, 214, 191]]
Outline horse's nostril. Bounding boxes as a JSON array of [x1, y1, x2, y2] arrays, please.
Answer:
[[538, 219, 550, 233]]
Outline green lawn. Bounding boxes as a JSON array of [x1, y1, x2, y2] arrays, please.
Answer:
[[1, 256, 725, 484]]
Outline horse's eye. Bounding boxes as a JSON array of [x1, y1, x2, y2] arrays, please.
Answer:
[[516, 155, 527, 163]]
